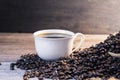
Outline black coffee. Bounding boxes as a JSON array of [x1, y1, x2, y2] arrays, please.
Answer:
[[44, 36, 65, 38], [37, 33, 71, 38]]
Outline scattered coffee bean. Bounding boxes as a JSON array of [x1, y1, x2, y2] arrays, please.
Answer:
[[10, 31, 120, 80], [10, 63, 16, 70]]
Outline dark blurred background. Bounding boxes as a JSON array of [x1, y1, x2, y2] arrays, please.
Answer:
[[0, 0, 120, 34]]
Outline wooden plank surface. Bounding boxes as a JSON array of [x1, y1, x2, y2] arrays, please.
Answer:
[[0, 33, 108, 80], [0, 62, 39, 80], [0, 62, 25, 80]]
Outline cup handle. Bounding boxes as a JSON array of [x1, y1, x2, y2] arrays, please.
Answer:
[[71, 33, 85, 53]]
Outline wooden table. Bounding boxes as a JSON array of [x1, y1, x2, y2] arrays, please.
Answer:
[[0, 33, 108, 80]]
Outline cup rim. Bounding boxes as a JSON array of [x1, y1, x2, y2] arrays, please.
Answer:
[[33, 29, 75, 40]]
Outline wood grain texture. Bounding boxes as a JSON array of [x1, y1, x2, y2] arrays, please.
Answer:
[[0, 62, 38, 80], [0, 33, 108, 62], [0, 0, 120, 33], [0, 62, 25, 80]]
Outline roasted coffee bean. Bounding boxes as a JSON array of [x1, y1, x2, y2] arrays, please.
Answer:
[[23, 75, 29, 80], [0, 62, 1, 65], [10, 31, 120, 80], [10, 63, 16, 70]]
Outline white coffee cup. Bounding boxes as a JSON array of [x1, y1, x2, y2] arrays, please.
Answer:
[[33, 29, 85, 60]]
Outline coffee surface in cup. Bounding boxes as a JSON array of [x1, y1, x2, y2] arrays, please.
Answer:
[[37, 33, 71, 38], [44, 36, 65, 38]]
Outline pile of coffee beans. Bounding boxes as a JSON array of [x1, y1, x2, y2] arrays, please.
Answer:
[[10, 31, 120, 80]]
